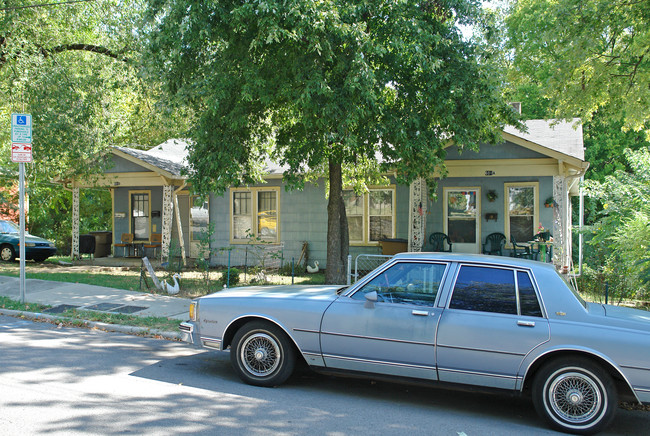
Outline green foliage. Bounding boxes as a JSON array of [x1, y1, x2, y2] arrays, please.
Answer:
[[195, 222, 216, 288], [506, 0, 650, 137], [219, 267, 240, 288], [581, 148, 650, 301]]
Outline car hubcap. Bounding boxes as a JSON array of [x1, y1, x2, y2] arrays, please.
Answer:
[[1, 247, 11, 261], [549, 371, 602, 424], [241, 332, 280, 377]]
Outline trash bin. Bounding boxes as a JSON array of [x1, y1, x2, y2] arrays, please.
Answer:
[[79, 234, 96, 258], [379, 238, 408, 255], [90, 231, 112, 258]]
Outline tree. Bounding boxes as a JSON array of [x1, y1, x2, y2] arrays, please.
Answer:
[[146, 0, 519, 283], [1, 0, 190, 248], [506, 0, 650, 137]]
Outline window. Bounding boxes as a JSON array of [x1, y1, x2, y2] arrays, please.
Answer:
[[190, 196, 209, 241], [449, 265, 543, 317], [130, 192, 150, 240], [518, 271, 543, 317], [352, 262, 447, 307], [343, 187, 395, 244], [231, 188, 279, 242], [505, 182, 539, 243], [450, 265, 517, 314]]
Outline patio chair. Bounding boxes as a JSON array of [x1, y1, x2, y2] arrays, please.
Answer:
[[510, 235, 532, 259], [429, 232, 452, 252], [482, 232, 506, 256], [114, 233, 134, 257], [143, 233, 162, 258]]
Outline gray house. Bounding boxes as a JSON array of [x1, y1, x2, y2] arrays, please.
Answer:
[[61, 119, 588, 273]]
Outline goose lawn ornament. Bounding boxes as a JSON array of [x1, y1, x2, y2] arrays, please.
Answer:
[[162, 273, 180, 295], [306, 261, 319, 273]]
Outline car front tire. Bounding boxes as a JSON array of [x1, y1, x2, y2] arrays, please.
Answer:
[[231, 320, 296, 387], [1, 244, 16, 262], [532, 357, 617, 435]]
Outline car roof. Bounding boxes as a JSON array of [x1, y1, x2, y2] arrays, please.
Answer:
[[391, 252, 555, 271]]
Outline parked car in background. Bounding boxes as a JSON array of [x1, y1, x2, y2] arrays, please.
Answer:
[[0, 219, 57, 262], [180, 253, 650, 434]]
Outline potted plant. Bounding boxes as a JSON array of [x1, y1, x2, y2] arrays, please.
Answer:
[[486, 190, 498, 202], [544, 196, 554, 208]]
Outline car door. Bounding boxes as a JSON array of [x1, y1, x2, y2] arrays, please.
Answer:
[[436, 265, 549, 390], [320, 261, 448, 380]]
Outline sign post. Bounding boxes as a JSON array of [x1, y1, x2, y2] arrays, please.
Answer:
[[11, 113, 32, 304]]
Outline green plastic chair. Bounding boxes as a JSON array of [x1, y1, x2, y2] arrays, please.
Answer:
[[429, 232, 452, 252], [510, 235, 532, 259], [483, 232, 506, 256]]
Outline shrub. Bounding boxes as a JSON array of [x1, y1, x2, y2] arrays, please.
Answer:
[[219, 267, 240, 287]]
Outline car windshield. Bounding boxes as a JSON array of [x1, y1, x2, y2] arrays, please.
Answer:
[[557, 271, 587, 309], [0, 220, 19, 234]]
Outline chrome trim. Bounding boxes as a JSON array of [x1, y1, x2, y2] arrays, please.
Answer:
[[438, 366, 521, 381], [412, 310, 429, 316], [292, 328, 320, 334], [321, 330, 435, 347], [201, 337, 222, 350], [322, 353, 436, 371], [621, 364, 650, 372], [179, 322, 193, 333], [517, 320, 536, 327], [634, 387, 650, 393], [436, 343, 526, 357]]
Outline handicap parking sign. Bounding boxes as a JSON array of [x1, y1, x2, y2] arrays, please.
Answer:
[[11, 113, 32, 143]]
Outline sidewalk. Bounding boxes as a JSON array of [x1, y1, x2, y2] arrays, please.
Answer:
[[0, 275, 191, 339]]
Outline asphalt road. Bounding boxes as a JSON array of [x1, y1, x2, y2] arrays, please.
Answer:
[[1, 314, 648, 435]]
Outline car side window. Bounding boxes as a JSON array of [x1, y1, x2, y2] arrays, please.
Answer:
[[518, 271, 543, 317], [351, 262, 446, 307], [449, 265, 517, 314]]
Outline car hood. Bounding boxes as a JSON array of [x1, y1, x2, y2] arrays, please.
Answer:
[[201, 284, 346, 302]]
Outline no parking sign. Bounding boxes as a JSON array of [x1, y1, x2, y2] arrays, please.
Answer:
[[11, 113, 32, 163]]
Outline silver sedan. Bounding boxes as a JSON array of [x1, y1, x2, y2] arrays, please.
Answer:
[[180, 253, 650, 434]]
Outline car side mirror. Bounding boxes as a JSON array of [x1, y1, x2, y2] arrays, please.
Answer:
[[364, 291, 378, 309]]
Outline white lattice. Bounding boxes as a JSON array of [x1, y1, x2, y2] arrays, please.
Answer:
[[409, 178, 427, 252], [161, 185, 173, 260], [72, 187, 80, 259], [553, 176, 568, 270]]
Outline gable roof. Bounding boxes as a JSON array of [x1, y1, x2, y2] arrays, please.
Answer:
[[503, 119, 585, 161], [114, 139, 190, 178]]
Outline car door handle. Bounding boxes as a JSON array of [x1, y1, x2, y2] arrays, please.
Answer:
[[412, 310, 429, 316], [517, 320, 536, 327]]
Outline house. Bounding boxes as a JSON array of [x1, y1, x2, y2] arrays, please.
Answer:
[[59, 119, 588, 273]]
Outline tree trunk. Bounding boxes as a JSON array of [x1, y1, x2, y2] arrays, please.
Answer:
[[325, 160, 349, 284]]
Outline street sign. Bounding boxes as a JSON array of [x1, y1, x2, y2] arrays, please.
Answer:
[[11, 113, 32, 143], [11, 142, 33, 163]]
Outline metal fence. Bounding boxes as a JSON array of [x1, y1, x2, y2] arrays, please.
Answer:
[[212, 243, 285, 270], [347, 254, 393, 285]]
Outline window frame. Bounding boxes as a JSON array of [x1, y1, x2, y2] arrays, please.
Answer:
[[447, 264, 545, 318], [504, 182, 539, 246], [128, 190, 151, 241], [229, 187, 280, 244], [190, 195, 210, 242], [343, 186, 396, 245]]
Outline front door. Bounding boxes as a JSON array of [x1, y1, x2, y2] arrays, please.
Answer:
[[320, 261, 447, 380], [444, 188, 480, 253]]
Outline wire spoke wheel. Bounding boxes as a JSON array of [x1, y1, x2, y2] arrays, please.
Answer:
[[548, 371, 601, 424], [240, 332, 281, 377], [533, 357, 617, 434], [231, 321, 296, 387]]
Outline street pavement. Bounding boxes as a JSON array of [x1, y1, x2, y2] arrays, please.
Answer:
[[0, 275, 190, 339]]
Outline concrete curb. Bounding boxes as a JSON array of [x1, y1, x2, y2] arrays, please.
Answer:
[[0, 308, 182, 341]]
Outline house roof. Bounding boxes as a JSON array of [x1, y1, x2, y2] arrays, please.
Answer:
[[503, 119, 584, 161], [113, 119, 585, 179]]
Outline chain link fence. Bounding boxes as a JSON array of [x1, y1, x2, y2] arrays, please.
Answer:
[[348, 254, 393, 284]]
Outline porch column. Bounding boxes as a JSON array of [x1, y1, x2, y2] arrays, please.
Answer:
[[552, 176, 571, 272], [408, 178, 427, 252], [173, 190, 187, 266], [161, 185, 173, 260], [71, 186, 80, 259]]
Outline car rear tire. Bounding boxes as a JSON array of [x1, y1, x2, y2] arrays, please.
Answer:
[[532, 357, 617, 435], [230, 320, 296, 387], [1, 244, 16, 262]]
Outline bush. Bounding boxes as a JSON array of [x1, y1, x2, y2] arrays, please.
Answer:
[[219, 267, 240, 287]]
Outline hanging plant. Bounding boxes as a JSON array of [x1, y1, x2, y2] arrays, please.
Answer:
[[545, 196, 554, 208], [486, 190, 498, 202]]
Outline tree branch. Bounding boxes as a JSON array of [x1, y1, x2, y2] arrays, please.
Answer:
[[41, 44, 129, 62]]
